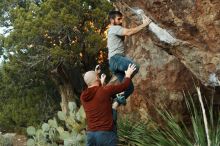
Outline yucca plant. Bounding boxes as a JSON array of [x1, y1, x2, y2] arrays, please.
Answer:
[[118, 87, 220, 146]]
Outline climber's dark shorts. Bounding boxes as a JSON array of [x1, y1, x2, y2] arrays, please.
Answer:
[[86, 130, 117, 146]]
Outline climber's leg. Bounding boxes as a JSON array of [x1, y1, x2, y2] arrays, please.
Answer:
[[109, 54, 139, 104], [109, 54, 139, 79], [114, 72, 134, 100]]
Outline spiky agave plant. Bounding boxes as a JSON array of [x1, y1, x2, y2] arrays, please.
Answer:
[[118, 87, 220, 146]]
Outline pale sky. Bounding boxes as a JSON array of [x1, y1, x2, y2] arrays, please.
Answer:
[[0, 26, 12, 36], [0, 27, 3, 34]]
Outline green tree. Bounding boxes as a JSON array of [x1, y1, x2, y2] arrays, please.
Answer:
[[0, 0, 113, 131], [0, 57, 60, 132], [1, 0, 112, 112]]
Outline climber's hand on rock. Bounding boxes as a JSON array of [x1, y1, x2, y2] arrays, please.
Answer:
[[125, 64, 136, 78], [142, 15, 151, 26]]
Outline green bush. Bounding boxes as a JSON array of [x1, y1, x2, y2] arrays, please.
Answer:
[[0, 88, 59, 133], [118, 87, 220, 146]]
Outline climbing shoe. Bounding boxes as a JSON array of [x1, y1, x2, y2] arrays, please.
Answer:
[[116, 92, 126, 105]]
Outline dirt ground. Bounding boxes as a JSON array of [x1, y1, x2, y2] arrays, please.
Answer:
[[13, 135, 27, 146]]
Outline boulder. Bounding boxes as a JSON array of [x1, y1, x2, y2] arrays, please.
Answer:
[[111, 0, 220, 120]]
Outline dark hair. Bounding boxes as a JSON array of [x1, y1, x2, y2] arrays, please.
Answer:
[[108, 10, 123, 20]]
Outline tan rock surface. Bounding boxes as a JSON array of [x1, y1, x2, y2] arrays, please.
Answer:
[[111, 0, 220, 120]]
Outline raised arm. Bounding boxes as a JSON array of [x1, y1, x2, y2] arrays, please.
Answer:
[[95, 65, 106, 86], [105, 64, 136, 95], [122, 16, 152, 36], [100, 73, 106, 86]]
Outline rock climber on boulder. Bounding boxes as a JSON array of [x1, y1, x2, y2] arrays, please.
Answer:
[[107, 10, 152, 105]]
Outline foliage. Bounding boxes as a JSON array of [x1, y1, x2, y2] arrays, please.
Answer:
[[0, 0, 112, 132], [1, 0, 113, 71], [0, 133, 14, 146], [118, 87, 220, 146], [0, 60, 60, 133], [27, 102, 86, 146]]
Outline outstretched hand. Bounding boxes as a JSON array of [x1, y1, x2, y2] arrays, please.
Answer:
[[125, 64, 136, 78], [142, 15, 152, 27], [95, 65, 101, 74], [100, 73, 106, 86]]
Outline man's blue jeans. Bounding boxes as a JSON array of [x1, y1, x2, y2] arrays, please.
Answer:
[[86, 131, 117, 146], [109, 54, 139, 99]]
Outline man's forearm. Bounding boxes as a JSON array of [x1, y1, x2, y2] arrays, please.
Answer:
[[129, 23, 147, 35], [108, 77, 131, 95], [127, 21, 152, 36]]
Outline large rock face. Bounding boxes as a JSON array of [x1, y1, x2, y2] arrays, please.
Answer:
[[112, 0, 220, 120]]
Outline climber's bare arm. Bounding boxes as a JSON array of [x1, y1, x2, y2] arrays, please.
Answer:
[[122, 16, 151, 36]]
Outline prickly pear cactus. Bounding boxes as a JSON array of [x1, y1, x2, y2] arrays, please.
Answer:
[[27, 102, 86, 146], [0, 133, 14, 146]]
